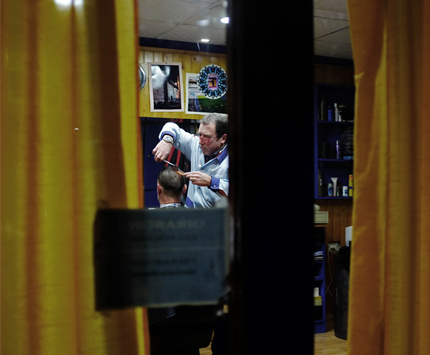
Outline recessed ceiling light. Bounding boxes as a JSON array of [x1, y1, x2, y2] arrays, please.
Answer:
[[220, 17, 229, 24], [201, 39, 210, 43]]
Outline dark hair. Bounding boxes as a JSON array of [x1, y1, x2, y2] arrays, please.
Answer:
[[201, 114, 228, 139], [157, 167, 185, 198]]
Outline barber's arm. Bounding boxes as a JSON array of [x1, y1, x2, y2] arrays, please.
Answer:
[[153, 134, 173, 162], [210, 176, 228, 197], [153, 122, 195, 162], [184, 172, 228, 197]]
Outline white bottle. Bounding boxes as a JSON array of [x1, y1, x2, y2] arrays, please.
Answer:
[[334, 103, 339, 122]]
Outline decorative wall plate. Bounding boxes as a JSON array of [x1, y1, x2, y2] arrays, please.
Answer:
[[196, 65, 228, 99], [138, 64, 146, 90]]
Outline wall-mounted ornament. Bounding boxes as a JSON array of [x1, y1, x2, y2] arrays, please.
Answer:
[[138, 64, 146, 90], [196, 65, 228, 99]]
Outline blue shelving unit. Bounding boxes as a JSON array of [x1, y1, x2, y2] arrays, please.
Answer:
[[314, 226, 326, 334], [314, 84, 355, 199]]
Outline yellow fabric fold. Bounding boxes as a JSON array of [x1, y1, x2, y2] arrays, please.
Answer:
[[347, 0, 430, 353], [1, 0, 148, 354]]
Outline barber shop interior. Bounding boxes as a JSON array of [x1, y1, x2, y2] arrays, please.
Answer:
[[3, 0, 428, 354], [138, 1, 353, 353]]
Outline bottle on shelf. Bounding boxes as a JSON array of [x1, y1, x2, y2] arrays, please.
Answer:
[[336, 140, 342, 159], [328, 183, 333, 196], [334, 103, 339, 122], [320, 94, 326, 121], [337, 181, 343, 196], [327, 106, 333, 121], [342, 186, 349, 197]]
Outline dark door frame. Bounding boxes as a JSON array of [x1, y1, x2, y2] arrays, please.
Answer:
[[227, 1, 315, 354]]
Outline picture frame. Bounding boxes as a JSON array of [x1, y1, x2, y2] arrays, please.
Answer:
[[185, 73, 227, 115], [148, 62, 184, 112]]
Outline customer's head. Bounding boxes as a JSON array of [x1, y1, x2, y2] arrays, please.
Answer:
[[157, 167, 186, 202], [197, 114, 228, 156]]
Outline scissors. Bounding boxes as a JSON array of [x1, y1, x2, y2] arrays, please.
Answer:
[[163, 160, 185, 176]]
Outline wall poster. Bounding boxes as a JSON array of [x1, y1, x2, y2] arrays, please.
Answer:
[[185, 73, 227, 115], [148, 62, 184, 112]]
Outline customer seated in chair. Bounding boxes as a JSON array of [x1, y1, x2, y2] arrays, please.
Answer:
[[148, 167, 216, 355]]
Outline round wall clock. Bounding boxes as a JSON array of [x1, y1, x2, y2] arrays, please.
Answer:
[[196, 64, 228, 99], [138, 64, 146, 90]]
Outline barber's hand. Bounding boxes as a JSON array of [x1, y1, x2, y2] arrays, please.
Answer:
[[152, 141, 172, 162], [185, 171, 211, 187]]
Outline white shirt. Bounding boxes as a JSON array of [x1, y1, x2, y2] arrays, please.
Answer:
[[159, 122, 229, 208]]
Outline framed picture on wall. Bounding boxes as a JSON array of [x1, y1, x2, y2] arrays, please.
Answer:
[[148, 62, 184, 112], [185, 73, 227, 115]]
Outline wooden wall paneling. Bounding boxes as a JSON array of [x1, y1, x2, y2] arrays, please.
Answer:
[[317, 199, 352, 246], [138, 47, 227, 119], [181, 53, 192, 74], [181, 53, 193, 120], [221, 57, 227, 68], [139, 50, 154, 116], [144, 50, 154, 62], [138, 50, 145, 113], [314, 64, 354, 85], [316, 199, 352, 314], [154, 51, 164, 63], [138, 50, 144, 65], [192, 55, 203, 72], [201, 55, 210, 68], [340, 201, 352, 246], [164, 52, 173, 62], [139, 49, 150, 116], [209, 56, 219, 65], [333, 203, 342, 244]]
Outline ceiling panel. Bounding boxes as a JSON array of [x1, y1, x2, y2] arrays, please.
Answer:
[[138, 0, 217, 23], [157, 24, 227, 45], [138, 20, 178, 39], [138, 0, 353, 60], [313, 0, 348, 13], [182, 2, 227, 28], [314, 16, 349, 39], [313, 0, 351, 59]]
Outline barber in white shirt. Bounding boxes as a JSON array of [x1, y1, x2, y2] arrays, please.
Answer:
[[153, 114, 229, 208]]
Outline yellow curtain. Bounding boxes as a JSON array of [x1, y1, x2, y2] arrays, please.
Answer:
[[347, 0, 430, 353], [1, 0, 149, 354]]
